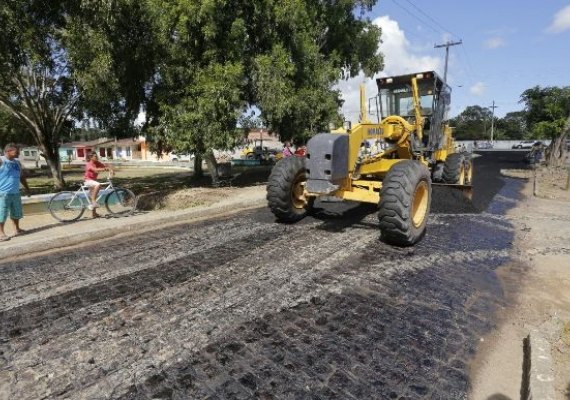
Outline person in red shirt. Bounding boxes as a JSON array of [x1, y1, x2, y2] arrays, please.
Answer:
[[84, 151, 111, 218], [294, 145, 307, 156]]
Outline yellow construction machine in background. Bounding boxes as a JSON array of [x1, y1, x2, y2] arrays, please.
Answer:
[[267, 71, 473, 246]]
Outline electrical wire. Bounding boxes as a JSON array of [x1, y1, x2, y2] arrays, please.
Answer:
[[390, 0, 442, 36], [401, 0, 461, 40], [388, 0, 481, 92]]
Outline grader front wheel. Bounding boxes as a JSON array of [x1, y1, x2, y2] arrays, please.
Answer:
[[267, 156, 313, 222], [378, 160, 432, 246]]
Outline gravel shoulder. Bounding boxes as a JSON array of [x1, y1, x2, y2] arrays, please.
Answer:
[[469, 170, 570, 399], [0, 185, 268, 260]]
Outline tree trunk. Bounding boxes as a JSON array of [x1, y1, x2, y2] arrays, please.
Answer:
[[38, 142, 65, 189], [193, 155, 203, 177], [545, 115, 569, 168], [203, 151, 219, 186]]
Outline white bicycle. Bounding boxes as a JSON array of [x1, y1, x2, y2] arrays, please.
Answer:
[[48, 174, 136, 222]]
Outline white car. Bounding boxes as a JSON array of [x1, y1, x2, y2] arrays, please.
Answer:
[[512, 140, 540, 149], [169, 153, 195, 162]]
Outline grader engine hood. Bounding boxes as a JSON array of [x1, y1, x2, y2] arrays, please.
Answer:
[[305, 133, 349, 194]]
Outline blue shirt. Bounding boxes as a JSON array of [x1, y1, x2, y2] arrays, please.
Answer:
[[0, 156, 23, 194]]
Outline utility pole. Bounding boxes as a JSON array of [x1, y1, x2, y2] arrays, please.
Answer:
[[434, 40, 462, 84], [489, 100, 498, 142]]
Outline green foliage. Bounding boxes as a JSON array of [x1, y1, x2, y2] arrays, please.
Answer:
[[2, 0, 383, 181], [448, 105, 493, 140], [450, 106, 530, 140], [144, 0, 383, 155], [495, 111, 527, 140], [0, 108, 34, 147], [161, 62, 245, 153], [520, 86, 570, 140], [64, 0, 162, 135]]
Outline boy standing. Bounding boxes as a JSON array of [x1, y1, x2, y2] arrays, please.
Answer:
[[0, 143, 30, 240]]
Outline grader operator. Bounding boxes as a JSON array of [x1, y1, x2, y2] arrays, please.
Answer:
[[266, 71, 472, 246]]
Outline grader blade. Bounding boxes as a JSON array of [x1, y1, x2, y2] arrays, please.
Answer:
[[432, 183, 473, 200], [430, 183, 478, 214]]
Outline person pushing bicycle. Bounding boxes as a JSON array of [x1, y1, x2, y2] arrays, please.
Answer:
[[84, 151, 112, 218]]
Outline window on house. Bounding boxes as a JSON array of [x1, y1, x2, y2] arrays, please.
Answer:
[[23, 150, 30, 156], [126, 147, 131, 156]]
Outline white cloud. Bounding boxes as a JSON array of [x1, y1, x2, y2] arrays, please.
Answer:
[[469, 82, 486, 96], [484, 37, 506, 49], [547, 5, 570, 33], [335, 16, 441, 124]]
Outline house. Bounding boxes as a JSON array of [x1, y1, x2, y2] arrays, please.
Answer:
[[58, 143, 78, 162], [245, 128, 281, 149], [113, 138, 147, 160], [71, 138, 113, 161], [19, 147, 41, 162], [57, 136, 150, 162]]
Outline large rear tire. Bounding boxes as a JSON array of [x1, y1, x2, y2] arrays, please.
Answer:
[[267, 156, 313, 222], [378, 160, 431, 246], [442, 153, 465, 184]]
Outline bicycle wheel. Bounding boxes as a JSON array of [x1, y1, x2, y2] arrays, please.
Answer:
[[105, 188, 136, 215], [48, 191, 85, 222]]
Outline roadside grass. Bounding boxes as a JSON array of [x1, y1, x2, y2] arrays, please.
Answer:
[[26, 165, 273, 196]]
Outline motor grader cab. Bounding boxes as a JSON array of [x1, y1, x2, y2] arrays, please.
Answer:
[[266, 71, 472, 246]]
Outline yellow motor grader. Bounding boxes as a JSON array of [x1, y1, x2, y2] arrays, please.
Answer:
[[267, 71, 472, 246]]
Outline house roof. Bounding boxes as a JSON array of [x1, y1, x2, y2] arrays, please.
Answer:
[[60, 137, 144, 148], [113, 138, 144, 146], [69, 138, 113, 148]]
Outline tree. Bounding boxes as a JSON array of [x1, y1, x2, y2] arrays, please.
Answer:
[[2, 1, 384, 185], [0, 1, 159, 188], [495, 111, 527, 140], [0, 108, 35, 147], [0, 2, 75, 187], [448, 105, 493, 140], [520, 86, 570, 167], [144, 0, 383, 182]]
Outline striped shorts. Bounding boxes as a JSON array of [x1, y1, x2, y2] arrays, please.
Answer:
[[0, 193, 23, 223]]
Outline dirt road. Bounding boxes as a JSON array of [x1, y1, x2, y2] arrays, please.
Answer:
[[0, 152, 532, 399]]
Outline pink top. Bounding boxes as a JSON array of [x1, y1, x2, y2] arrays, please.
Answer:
[[283, 146, 294, 157], [84, 159, 105, 181]]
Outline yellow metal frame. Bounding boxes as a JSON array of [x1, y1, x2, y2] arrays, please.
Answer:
[[306, 77, 457, 204]]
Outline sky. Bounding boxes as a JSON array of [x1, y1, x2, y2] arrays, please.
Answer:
[[337, 0, 570, 122]]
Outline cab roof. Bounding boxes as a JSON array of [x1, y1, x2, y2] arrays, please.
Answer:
[[376, 71, 447, 90]]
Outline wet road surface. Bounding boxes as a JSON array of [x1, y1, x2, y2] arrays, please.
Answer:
[[0, 152, 529, 399]]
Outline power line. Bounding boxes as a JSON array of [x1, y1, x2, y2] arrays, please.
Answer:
[[389, 0, 473, 87], [390, 0, 442, 36], [401, 0, 460, 40], [459, 44, 479, 82]]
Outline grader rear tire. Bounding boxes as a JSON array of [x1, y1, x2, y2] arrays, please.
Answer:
[[378, 160, 431, 246], [267, 156, 313, 222], [442, 153, 465, 184]]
